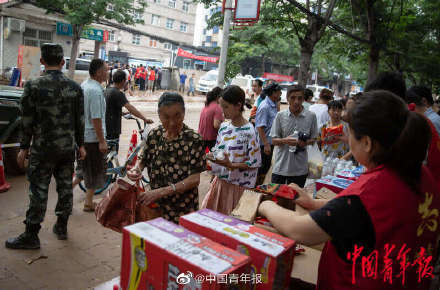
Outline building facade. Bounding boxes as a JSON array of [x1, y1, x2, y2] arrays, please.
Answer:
[[80, 0, 198, 67], [193, 4, 222, 49]]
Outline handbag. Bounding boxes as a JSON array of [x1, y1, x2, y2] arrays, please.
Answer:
[[95, 178, 161, 233]]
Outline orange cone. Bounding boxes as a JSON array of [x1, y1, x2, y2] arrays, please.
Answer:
[[126, 130, 138, 169], [0, 147, 11, 193]]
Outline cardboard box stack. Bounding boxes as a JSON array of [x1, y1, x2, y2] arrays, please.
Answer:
[[121, 218, 252, 290], [180, 209, 295, 290]]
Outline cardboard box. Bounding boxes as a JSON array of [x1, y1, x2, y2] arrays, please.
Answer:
[[180, 209, 295, 290], [314, 175, 354, 197], [121, 218, 252, 290], [336, 169, 360, 181]]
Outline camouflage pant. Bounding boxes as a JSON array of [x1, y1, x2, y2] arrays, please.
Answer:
[[25, 154, 74, 225]]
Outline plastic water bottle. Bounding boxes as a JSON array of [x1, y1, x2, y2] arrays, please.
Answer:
[[321, 158, 331, 177], [330, 158, 339, 175], [289, 130, 299, 153]]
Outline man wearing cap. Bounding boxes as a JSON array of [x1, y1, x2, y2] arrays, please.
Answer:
[[5, 44, 85, 249]]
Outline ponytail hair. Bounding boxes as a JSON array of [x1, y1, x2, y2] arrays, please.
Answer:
[[348, 90, 431, 192], [205, 87, 223, 107]]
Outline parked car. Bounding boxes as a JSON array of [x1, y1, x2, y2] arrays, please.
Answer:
[[280, 81, 297, 104], [62, 57, 91, 84], [0, 85, 24, 174], [230, 74, 254, 97], [306, 84, 329, 102], [196, 70, 218, 94]]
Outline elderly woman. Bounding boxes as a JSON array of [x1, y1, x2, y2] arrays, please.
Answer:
[[127, 92, 206, 223]]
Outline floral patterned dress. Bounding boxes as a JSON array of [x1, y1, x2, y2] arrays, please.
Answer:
[[140, 124, 206, 223], [320, 121, 349, 159]]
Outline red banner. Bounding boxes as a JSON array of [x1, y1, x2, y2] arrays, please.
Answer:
[[103, 30, 109, 42], [177, 48, 219, 63], [263, 72, 294, 82]]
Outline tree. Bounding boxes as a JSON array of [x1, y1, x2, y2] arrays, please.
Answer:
[[35, 0, 146, 78]]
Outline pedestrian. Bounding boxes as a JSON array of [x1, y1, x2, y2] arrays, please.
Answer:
[[406, 86, 440, 135], [319, 100, 349, 159], [198, 87, 224, 151], [188, 73, 195, 96], [201, 85, 262, 215], [81, 59, 108, 212], [249, 79, 265, 125], [137, 64, 146, 91], [308, 88, 333, 129], [258, 90, 440, 290], [105, 70, 153, 152], [179, 71, 187, 93], [127, 92, 206, 224], [5, 43, 85, 249], [156, 67, 162, 90], [147, 67, 155, 94], [270, 85, 318, 187], [302, 88, 314, 110], [255, 83, 281, 185]]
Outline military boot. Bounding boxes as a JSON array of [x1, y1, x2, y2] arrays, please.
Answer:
[[5, 223, 41, 249], [53, 216, 68, 240]]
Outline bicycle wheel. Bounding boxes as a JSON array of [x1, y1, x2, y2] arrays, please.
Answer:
[[78, 161, 114, 195]]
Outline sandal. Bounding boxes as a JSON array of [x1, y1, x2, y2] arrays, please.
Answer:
[[83, 202, 97, 212]]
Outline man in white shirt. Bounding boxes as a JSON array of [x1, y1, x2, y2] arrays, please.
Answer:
[[308, 88, 333, 129]]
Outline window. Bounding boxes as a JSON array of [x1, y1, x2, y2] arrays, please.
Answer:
[[182, 1, 189, 12], [212, 26, 219, 34], [107, 4, 114, 11], [180, 22, 187, 32], [133, 11, 143, 21], [23, 28, 53, 47], [183, 59, 191, 70], [168, 0, 176, 8], [151, 14, 160, 26], [166, 18, 174, 29], [65, 59, 90, 71], [205, 15, 208, 21], [153, 0, 160, 3], [202, 41, 206, 47], [206, 36, 212, 42], [109, 31, 116, 42], [132, 34, 140, 45], [203, 29, 206, 35], [212, 41, 217, 47], [149, 39, 157, 47], [164, 43, 172, 50]]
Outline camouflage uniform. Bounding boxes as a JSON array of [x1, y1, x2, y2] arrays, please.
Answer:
[[20, 46, 84, 227]]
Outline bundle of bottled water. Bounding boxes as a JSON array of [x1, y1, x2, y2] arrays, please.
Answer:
[[321, 157, 355, 177]]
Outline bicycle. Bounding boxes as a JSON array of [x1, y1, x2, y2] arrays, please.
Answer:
[[78, 114, 150, 194]]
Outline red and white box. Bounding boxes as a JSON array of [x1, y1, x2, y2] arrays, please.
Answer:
[[180, 209, 295, 290], [315, 175, 355, 195], [121, 218, 251, 290]]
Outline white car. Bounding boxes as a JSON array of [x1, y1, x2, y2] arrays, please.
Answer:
[[196, 70, 218, 93], [280, 82, 297, 104], [62, 57, 91, 84], [230, 74, 254, 97], [306, 84, 329, 102]]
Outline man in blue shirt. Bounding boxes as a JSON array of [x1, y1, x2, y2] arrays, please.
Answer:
[[407, 85, 440, 135], [255, 83, 282, 185], [179, 72, 187, 94]]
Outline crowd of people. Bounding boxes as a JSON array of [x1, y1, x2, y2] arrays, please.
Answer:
[[4, 43, 440, 290]]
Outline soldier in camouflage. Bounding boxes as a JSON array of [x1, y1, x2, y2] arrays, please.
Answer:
[[5, 43, 86, 249]]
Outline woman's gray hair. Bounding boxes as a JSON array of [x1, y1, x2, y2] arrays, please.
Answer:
[[158, 92, 185, 111]]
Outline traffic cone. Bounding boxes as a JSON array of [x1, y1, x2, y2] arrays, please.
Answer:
[[0, 147, 11, 193], [126, 130, 138, 169]]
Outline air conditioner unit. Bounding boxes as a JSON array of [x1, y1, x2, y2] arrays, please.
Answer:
[[7, 18, 26, 33]]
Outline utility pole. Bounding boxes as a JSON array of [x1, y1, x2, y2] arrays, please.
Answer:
[[217, 0, 232, 87]]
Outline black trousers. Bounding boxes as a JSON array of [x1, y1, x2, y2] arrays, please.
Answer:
[[204, 140, 217, 151], [271, 173, 308, 188], [139, 78, 146, 91], [257, 145, 273, 175]]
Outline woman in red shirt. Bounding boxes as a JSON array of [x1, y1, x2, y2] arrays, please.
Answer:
[[259, 90, 440, 290], [198, 87, 224, 151]]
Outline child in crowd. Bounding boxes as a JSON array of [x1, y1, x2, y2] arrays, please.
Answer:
[[201, 85, 262, 215], [320, 100, 349, 158]]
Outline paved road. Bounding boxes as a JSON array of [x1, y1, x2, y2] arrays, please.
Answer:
[[0, 92, 247, 289]]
